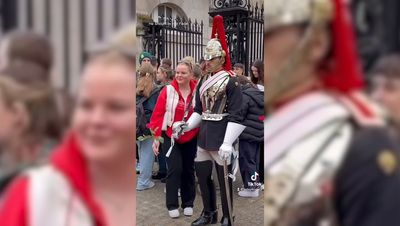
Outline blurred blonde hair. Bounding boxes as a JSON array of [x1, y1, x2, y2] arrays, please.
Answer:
[[87, 49, 135, 71], [110, 22, 137, 57], [112, 23, 135, 43], [88, 22, 136, 64]]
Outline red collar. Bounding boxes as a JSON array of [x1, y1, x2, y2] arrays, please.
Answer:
[[171, 79, 197, 93], [51, 133, 107, 226]]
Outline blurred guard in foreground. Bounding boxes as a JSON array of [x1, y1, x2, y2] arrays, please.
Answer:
[[0, 24, 136, 226], [265, 0, 400, 225]]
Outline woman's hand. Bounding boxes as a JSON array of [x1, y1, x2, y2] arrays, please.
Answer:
[[153, 140, 160, 156]]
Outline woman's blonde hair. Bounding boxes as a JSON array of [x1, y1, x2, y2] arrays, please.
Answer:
[[0, 76, 55, 143], [137, 63, 156, 98], [177, 56, 195, 74]]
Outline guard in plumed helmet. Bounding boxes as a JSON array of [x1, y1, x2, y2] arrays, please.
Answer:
[[265, 0, 400, 225], [173, 15, 244, 226]]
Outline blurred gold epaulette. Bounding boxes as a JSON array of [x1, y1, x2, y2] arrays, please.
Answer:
[[227, 70, 235, 77]]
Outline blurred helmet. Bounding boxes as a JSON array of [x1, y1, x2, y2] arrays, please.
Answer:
[[266, 0, 364, 110], [265, 0, 334, 32]]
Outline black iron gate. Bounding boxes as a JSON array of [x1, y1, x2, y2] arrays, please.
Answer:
[[209, 0, 264, 76], [143, 16, 204, 67]]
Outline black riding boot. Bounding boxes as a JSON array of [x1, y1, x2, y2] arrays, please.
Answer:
[[192, 161, 218, 226], [216, 163, 233, 226]]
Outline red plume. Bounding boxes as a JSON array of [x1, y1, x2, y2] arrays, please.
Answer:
[[321, 0, 375, 118], [320, 0, 364, 92], [211, 15, 232, 71]]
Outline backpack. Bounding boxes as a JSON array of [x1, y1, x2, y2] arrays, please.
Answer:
[[136, 86, 161, 138], [136, 96, 149, 137]]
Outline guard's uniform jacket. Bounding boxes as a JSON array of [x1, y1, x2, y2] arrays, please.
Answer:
[[264, 0, 400, 225], [194, 69, 243, 151]]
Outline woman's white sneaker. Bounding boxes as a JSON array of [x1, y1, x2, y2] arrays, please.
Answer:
[[183, 207, 193, 216], [238, 188, 259, 197], [168, 209, 180, 218]]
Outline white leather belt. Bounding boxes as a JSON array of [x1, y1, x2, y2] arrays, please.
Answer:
[[201, 113, 229, 121]]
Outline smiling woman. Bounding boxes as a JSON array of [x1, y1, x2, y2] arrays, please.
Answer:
[[0, 49, 136, 226], [147, 56, 199, 219], [74, 51, 135, 164]]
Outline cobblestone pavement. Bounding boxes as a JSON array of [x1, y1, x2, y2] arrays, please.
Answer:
[[137, 169, 264, 226]]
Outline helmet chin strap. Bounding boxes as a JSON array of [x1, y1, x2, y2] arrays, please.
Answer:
[[206, 56, 225, 73], [266, 24, 319, 111]]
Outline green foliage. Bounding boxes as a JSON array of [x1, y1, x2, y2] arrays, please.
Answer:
[[137, 127, 164, 143]]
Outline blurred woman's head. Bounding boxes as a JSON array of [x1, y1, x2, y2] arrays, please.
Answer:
[[0, 76, 54, 159], [0, 77, 27, 149], [73, 50, 135, 164], [161, 58, 172, 70], [0, 31, 53, 73], [0, 60, 65, 140], [156, 66, 173, 84], [137, 63, 155, 97], [175, 57, 195, 86], [250, 60, 264, 85]]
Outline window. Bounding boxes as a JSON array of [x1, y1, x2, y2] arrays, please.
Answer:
[[152, 4, 186, 24]]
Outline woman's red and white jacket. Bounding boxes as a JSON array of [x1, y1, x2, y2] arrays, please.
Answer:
[[148, 79, 199, 143], [0, 134, 108, 226]]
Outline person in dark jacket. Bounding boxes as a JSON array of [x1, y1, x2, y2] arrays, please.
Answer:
[[237, 75, 264, 197], [136, 63, 161, 190]]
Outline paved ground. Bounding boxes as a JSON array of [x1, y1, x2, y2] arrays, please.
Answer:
[[137, 167, 264, 226]]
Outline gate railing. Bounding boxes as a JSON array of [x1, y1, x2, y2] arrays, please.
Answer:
[[143, 16, 204, 67]]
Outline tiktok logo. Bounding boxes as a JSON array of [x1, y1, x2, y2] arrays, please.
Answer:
[[245, 172, 262, 190], [251, 172, 259, 181]]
